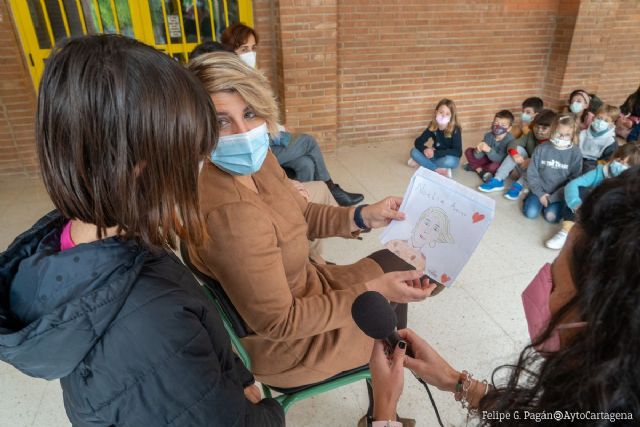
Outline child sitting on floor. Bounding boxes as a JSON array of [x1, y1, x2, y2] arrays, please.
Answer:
[[523, 114, 582, 223], [479, 109, 556, 199], [511, 97, 544, 139], [408, 98, 462, 178], [578, 104, 620, 173], [464, 110, 515, 182], [545, 143, 640, 249]]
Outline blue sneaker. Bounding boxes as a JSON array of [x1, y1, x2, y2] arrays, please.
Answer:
[[478, 178, 504, 192], [504, 182, 524, 200]]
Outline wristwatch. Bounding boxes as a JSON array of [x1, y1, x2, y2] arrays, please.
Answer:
[[354, 204, 371, 232]]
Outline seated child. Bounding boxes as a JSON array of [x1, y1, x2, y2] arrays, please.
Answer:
[[464, 110, 515, 182], [617, 85, 640, 141], [523, 114, 582, 223], [578, 104, 620, 173], [408, 98, 462, 177], [565, 89, 602, 130], [545, 143, 640, 249], [511, 97, 544, 139], [479, 109, 556, 198]]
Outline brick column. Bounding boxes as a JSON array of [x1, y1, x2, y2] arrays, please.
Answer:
[[0, 0, 38, 178], [276, 0, 338, 152]]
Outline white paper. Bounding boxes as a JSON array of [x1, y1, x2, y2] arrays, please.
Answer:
[[380, 167, 495, 287]]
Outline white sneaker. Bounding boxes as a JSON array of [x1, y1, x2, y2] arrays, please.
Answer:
[[407, 158, 419, 168], [545, 230, 568, 250]]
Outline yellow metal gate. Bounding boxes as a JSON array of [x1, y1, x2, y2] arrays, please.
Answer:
[[9, 0, 253, 87]]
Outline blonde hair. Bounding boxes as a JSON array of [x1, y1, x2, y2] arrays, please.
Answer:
[[188, 51, 280, 136], [427, 98, 460, 137], [413, 207, 454, 248], [596, 104, 621, 123], [550, 114, 579, 146]]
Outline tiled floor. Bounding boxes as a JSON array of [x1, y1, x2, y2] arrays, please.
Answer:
[[0, 133, 558, 426]]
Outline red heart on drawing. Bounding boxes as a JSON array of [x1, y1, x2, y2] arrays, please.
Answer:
[[472, 212, 485, 223], [440, 273, 450, 283]]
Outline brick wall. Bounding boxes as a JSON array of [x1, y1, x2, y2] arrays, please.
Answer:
[[3, 0, 640, 177], [0, 0, 38, 178]]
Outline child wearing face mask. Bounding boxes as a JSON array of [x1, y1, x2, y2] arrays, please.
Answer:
[[523, 115, 582, 223], [578, 104, 620, 173], [479, 109, 557, 198], [408, 98, 462, 178], [565, 89, 602, 130], [545, 143, 640, 249], [463, 110, 515, 182], [511, 97, 544, 139]]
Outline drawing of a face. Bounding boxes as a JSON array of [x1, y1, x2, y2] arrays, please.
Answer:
[[410, 207, 454, 249]]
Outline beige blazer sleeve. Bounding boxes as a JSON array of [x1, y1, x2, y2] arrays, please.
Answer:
[[201, 201, 367, 342]]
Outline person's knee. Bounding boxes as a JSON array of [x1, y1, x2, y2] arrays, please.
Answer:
[[290, 156, 315, 181], [410, 147, 422, 160], [522, 200, 540, 219], [544, 209, 560, 223], [441, 156, 460, 168]]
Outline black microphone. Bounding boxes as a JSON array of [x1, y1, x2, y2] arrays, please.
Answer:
[[352, 291, 445, 427], [351, 291, 414, 357]]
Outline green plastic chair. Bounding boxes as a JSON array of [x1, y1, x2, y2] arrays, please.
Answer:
[[179, 242, 372, 414]]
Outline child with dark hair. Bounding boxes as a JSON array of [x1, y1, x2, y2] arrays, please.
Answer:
[[479, 109, 556, 199], [565, 89, 602, 130], [523, 114, 582, 223], [617, 85, 640, 141], [512, 97, 544, 139], [545, 143, 640, 249], [578, 104, 620, 172], [464, 110, 515, 182]]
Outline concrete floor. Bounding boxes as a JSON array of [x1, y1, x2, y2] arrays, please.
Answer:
[[0, 133, 559, 426]]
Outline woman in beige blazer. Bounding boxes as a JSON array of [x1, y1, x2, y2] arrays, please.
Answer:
[[187, 52, 436, 388]]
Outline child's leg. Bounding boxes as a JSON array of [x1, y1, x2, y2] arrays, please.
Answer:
[[434, 155, 460, 169], [485, 161, 502, 175], [494, 155, 517, 182], [522, 193, 544, 219], [410, 148, 438, 170], [542, 201, 564, 224], [464, 148, 488, 171]]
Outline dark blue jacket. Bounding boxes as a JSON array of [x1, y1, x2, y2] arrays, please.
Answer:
[[0, 211, 284, 426], [414, 126, 462, 158]]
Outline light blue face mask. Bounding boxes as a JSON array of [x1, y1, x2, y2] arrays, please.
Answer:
[[521, 112, 533, 124], [609, 160, 629, 177], [570, 101, 584, 114], [591, 118, 610, 133], [210, 122, 270, 175]]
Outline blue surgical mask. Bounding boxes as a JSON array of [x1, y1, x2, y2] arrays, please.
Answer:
[[591, 118, 609, 133], [609, 160, 629, 177], [521, 112, 533, 124], [570, 101, 584, 114], [210, 122, 270, 175]]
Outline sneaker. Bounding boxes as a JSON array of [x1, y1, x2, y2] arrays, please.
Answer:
[[407, 158, 419, 168], [545, 230, 568, 250], [504, 182, 524, 200], [435, 168, 452, 178], [478, 178, 504, 192], [481, 171, 493, 183]]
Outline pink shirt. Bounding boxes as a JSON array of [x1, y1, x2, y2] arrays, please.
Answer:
[[60, 221, 76, 251]]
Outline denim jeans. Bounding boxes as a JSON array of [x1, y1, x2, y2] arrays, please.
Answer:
[[522, 193, 564, 223], [410, 148, 460, 170], [271, 132, 331, 182]]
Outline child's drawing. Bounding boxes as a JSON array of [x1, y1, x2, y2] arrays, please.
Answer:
[[380, 167, 495, 287], [386, 207, 454, 271]]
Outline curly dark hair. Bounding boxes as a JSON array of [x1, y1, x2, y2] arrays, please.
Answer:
[[477, 167, 640, 426]]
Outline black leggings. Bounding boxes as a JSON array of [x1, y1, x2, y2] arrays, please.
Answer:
[[365, 249, 416, 329]]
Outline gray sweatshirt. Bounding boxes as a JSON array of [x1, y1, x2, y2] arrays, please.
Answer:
[[474, 131, 514, 162], [527, 143, 583, 202], [578, 127, 616, 160]]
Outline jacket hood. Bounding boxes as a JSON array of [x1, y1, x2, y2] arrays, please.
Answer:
[[0, 211, 144, 379]]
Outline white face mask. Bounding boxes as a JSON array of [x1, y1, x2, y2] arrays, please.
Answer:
[[239, 51, 257, 68]]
